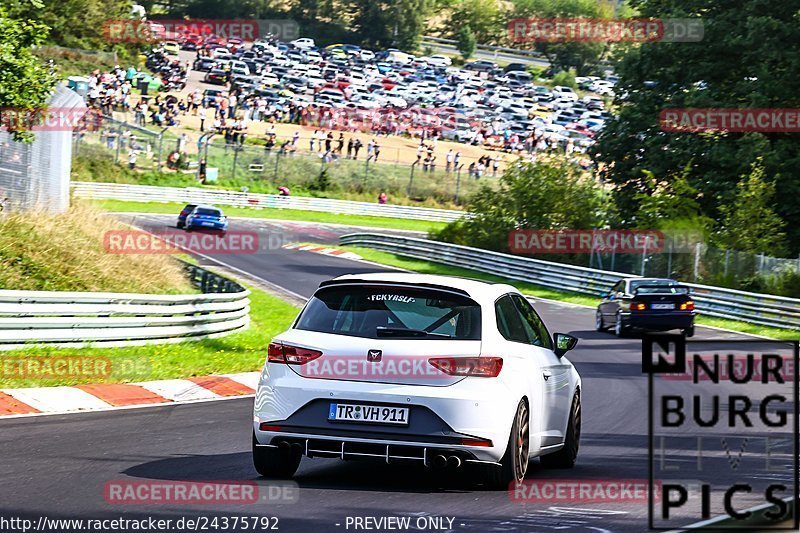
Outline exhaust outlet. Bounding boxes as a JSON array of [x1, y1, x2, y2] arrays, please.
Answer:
[[447, 455, 462, 469], [277, 441, 292, 451], [432, 454, 447, 469]]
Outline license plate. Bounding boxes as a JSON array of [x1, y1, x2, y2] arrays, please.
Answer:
[[328, 403, 409, 425], [651, 303, 675, 310], [201, 221, 215, 227]]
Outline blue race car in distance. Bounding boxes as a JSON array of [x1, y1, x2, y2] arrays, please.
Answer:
[[176, 203, 197, 229], [184, 205, 228, 235]]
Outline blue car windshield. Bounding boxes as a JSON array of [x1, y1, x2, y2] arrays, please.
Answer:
[[195, 208, 222, 217]]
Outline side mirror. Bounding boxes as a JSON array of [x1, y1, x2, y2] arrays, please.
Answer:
[[553, 333, 578, 357]]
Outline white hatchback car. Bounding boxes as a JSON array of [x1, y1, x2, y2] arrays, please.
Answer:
[[253, 273, 582, 489]]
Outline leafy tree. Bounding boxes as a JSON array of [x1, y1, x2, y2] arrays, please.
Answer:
[[7, 0, 132, 50], [510, 0, 618, 75], [449, 0, 504, 44], [633, 165, 713, 232], [434, 159, 605, 251], [716, 159, 788, 256], [592, 0, 800, 251], [0, 6, 57, 142], [551, 68, 576, 88], [456, 25, 476, 59], [348, 0, 432, 49]]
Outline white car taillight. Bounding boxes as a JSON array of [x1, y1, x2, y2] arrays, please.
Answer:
[[428, 357, 503, 377], [268, 342, 322, 365]]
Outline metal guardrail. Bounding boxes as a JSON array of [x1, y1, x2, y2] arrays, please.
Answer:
[[422, 35, 547, 61], [339, 233, 800, 331], [71, 182, 468, 223], [0, 264, 250, 349]]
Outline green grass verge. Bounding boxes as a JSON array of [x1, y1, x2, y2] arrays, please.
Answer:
[[91, 199, 447, 233], [0, 285, 300, 388], [345, 245, 800, 340]]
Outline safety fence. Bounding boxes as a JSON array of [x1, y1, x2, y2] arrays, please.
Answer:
[[73, 115, 501, 204], [338, 233, 800, 330], [71, 181, 469, 222], [0, 263, 249, 349]]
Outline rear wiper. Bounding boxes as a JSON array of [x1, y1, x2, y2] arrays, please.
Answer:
[[375, 327, 451, 338]]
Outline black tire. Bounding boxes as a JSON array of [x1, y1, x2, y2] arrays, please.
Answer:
[[595, 309, 607, 332], [478, 399, 529, 490], [540, 393, 581, 469], [614, 313, 627, 337], [252, 433, 301, 479], [683, 326, 695, 338]]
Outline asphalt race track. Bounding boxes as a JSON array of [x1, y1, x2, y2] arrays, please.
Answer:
[[1, 214, 795, 533]]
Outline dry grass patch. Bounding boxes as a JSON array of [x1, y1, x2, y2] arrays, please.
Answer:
[[0, 202, 192, 293]]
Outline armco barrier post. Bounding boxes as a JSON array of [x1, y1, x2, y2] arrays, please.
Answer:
[[454, 167, 461, 203], [114, 123, 123, 163], [232, 145, 240, 180], [156, 127, 169, 171]]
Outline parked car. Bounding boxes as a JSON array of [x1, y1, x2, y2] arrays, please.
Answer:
[[204, 69, 229, 85], [596, 278, 696, 337], [290, 37, 316, 49], [465, 60, 498, 73], [162, 41, 180, 55]]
